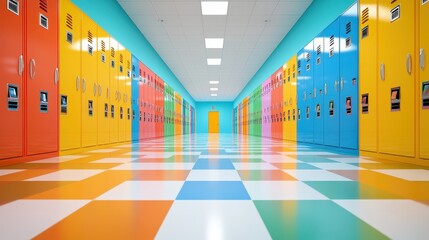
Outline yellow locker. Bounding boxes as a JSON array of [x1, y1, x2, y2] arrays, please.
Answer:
[[359, 0, 378, 153], [81, 14, 98, 147], [289, 55, 297, 142], [378, 0, 415, 157], [124, 50, 132, 141], [117, 44, 126, 142], [282, 61, 289, 140], [420, 1, 429, 159], [97, 27, 110, 145], [59, 0, 82, 151], [109, 37, 119, 143]]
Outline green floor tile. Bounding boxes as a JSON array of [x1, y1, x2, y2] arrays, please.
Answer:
[[254, 200, 388, 240]]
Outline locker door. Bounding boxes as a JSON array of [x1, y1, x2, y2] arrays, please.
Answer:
[[59, 0, 81, 151], [131, 55, 140, 141], [124, 50, 132, 141], [339, 4, 359, 150], [290, 55, 298, 142], [97, 27, 110, 145], [323, 19, 340, 147], [109, 37, 119, 143], [297, 50, 306, 142], [138, 61, 144, 139], [283, 62, 289, 140], [117, 45, 126, 142], [378, 0, 415, 157], [298, 42, 314, 143], [0, 0, 23, 159], [81, 14, 98, 148], [421, 0, 429, 159], [313, 34, 324, 145], [359, 0, 378, 152]]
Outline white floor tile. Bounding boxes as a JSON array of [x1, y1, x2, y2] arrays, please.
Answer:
[[0, 200, 90, 239], [186, 170, 241, 181], [308, 163, 363, 170], [0, 169, 24, 176], [30, 155, 88, 163], [97, 181, 184, 200], [280, 151, 338, 156], [86, 149, 119, 153], [91, 157, 138, 164], [373, 169, 429, 181], [233, 162, 277, 170], [243, 181, 328, 200], [110, 162, 195, 170], [25, 170, 104, 181], [283, 169, 352, 181], [155, 201, 271, 240], [327, 157, 378, 164], [262, 155, 302, 163], [334, 200, 429, 240]]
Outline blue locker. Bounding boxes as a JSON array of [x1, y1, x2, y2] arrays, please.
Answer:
[[131, 55, 140, 141], [339, 3, 359, 149], [323, 19, 340, 147], [313, 33, 324, 145], [297, 41, 314, 143]]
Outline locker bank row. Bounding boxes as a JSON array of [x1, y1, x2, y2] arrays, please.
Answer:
[[234, 1, 428, 165], [1, 0, 195, 163]]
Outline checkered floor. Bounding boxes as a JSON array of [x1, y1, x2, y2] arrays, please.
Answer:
[[1, 134, 429, 239]]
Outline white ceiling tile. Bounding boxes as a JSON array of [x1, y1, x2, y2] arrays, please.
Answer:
[[151, 2, 178, 15]]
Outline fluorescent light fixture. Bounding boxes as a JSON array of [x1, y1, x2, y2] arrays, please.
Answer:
[[210, 88, 219, 91], [211, 93, 218, 97], [205, 38, 224, 49], [209, 81, 219, 84], [201, 1, 228, 15], [207, 58, 222, 65]]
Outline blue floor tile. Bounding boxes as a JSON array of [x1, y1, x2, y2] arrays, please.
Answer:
[[193, 159, 235, 169], [176, 181, 251, 200]]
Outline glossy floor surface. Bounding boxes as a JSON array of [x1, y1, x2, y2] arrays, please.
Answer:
[[1, 134, 429, 239]]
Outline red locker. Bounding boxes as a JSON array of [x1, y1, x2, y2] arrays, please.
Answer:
[[0, 0, 24, 159]]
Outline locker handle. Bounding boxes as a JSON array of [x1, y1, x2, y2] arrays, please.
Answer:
[[324, 83, 327, 95], [340, 78, 344, 91], [303, 91, 306, 101], [30, 59, 36, 79], [98, 84, 102, 96], [380, 63, 385, 81], [76, 76, 80, 90], [107, 88, 109, 98], [54, 68, 59, 85], [18, 55, 24, 76], [334, 81, 338, 91], [420, 48, 425, 70], [313, 88, 316, 98], [93, 83, 97, 96], [82, 79, 86, 93], [406, 54, 412, 75]]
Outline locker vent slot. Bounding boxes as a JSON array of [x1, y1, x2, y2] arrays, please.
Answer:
[[120, 54, 123, 64], [39, 14, 48, 29], [329, 36, 335, 46], [7, 0, 19, 15], [362, 26, 369, 39], [390, 5, 400, 22], [101, 40, 106, 52], [88, 31, 93, 44], [7, 85, 18, 111], [39, 0, 48, 12], [86, 100, 92, 116], [61, 95, 67, 114], [345, 37, 351, 48], [40, 91, 48, 112], [66, 13, 73, 29], [305, 53, 310, 62], [424, 0, 429, 5], [110, 47, 115, 58], [361, 7, 369, 24], [346, 22, 351, 34], [422, 81, 429, 109], [362, 94, 369, 113], [317, 45, 322, 55], [297, 60, 301, 68]]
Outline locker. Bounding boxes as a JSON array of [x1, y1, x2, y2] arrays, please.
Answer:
[[124, 50, 132, 141], [289, 55, 298, 142], [262, 79, 271, 138], [313, 33, 324, 145], [378, 0, 415, 157], [109, 37, 119, 143], [271, 68, 283, 139], [81, 14, 98, 148], [60, 0, 82, 151], [297, 41, 314, 143], [138, 61, 145, 139], [283, 55, 298, 142], [282, 62, 289, 140], [158, 77, 165, 137], [256, 86, 262, 136], [117, 44, 126, 142], [339, 4, 359, 149], [323, 19, 340, 147], [243, 97, 248, 135], [421, 0, 429, 159], [0, 0, 24, 159], [131, 55, 140, 141], [97, 26, 110, 145], [359, 0, 378, 152]]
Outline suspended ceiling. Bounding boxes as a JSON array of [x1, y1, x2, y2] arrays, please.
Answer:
[[118, 0, 312, 101]]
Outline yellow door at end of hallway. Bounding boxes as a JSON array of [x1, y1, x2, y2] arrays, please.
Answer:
[[208, 111, 219, 133]]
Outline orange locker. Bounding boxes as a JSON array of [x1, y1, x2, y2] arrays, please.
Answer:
[[97, 27, 110, 145], [0, 0, 24, 159], [81, 14, 98, 148]]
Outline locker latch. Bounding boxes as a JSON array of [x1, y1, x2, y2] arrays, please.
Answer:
[[362, 94, 369, 114], [422, 82, 429, 109], [7, 85, 18, 111], [61, 95, 67, 114], [391, 87, 400, 111], [40, 91, 48, 113], [111, 105, 115, 118], [88, 100, 93, 116], [104, 103, 108, 117], [127, 108, 131, 120], [7, 0, 19, 15], [346, 97, 352, 115], [120, 107, 123, 119], [329, 101, 334, 116]]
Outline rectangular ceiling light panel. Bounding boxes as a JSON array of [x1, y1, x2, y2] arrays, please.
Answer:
[[205, 38, 224, 48], [201, 1, 229, 15], [207, 58, 222, 65]]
